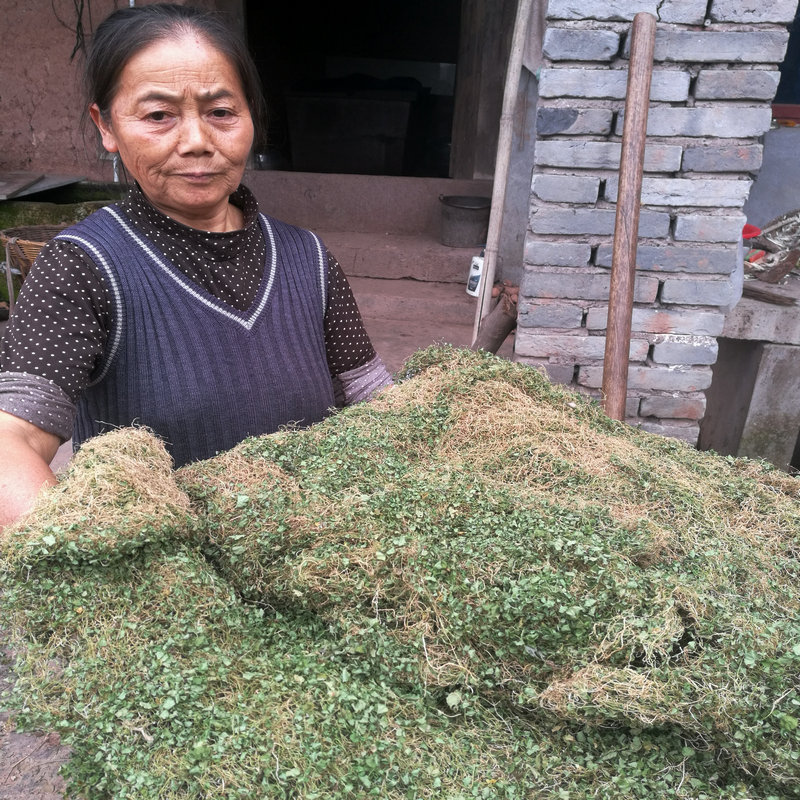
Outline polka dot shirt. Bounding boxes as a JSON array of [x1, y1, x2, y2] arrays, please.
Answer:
[[0, 184, 389, 439]]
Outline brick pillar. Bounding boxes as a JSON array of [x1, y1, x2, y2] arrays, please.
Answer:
[[517, 0, 797, 444]]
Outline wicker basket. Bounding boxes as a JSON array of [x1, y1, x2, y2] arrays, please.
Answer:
[[1, 224, 71, 277]]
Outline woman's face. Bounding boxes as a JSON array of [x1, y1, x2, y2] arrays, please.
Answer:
[[90, 33, 254, 231]]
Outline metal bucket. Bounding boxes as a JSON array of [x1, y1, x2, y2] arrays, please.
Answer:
[[439, 195, 491, 248]]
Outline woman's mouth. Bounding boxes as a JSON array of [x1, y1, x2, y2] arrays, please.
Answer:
[[177, 172, 217, 181]]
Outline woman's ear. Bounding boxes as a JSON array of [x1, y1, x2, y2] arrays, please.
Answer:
[[89, 103, 119, 154]]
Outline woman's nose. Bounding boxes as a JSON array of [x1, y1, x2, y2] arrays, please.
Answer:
[[177, 114, 212, 154]]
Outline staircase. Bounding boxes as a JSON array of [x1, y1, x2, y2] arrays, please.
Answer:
[[245, 170, 509, 373]]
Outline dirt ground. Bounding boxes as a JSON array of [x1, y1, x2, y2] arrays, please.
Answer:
[[0, 627, 69, 800]]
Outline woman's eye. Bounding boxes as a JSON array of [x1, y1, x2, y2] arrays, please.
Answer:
[[147, 111, 168, 122], [210, 108, 232, 118]]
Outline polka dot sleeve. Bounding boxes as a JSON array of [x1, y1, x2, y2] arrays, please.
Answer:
[[0, 371, 76, 441], [0, 239, 111, 404], [323, 252, 377, 374]]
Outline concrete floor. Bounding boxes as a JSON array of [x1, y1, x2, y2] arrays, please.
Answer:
[[350, 275, 514, 373]]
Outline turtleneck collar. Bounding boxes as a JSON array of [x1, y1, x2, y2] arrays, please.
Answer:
[[119, 183, 261, 263]]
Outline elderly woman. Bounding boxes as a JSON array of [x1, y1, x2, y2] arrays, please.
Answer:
[[0, 3, 392, 528]]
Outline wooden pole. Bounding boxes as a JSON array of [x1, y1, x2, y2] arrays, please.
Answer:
[[601, 12, 657, 420], [471, 0, 534, 345]]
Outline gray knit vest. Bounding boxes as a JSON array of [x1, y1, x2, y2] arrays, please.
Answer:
[[58, 205, 335, 466]]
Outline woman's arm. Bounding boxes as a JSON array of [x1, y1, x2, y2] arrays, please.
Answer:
[[323, 251, 393, 404], [0, 237, 111, 532], [0, 410, 61, 531]]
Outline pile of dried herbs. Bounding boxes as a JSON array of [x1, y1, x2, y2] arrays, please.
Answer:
[[2, 346, 799, 799]]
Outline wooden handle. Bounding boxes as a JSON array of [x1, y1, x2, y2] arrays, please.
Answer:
[[602, 12, 657, 420]]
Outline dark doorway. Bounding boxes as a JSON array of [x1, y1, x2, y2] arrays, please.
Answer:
[[245, 0, 461, 177], [775, 6, 800, 105]]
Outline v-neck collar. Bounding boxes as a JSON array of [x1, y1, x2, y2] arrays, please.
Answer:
[[102, 205, 278, 332]]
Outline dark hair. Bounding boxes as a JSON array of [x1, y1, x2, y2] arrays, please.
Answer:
[[84, 3, 266, 143]]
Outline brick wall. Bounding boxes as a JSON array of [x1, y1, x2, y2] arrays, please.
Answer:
[[519, 0, 797, 443]]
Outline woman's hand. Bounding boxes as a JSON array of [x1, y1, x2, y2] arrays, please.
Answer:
[[0, 411, 61, 531]]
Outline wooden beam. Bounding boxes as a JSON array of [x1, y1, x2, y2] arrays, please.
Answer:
[[602, 12, 656, 421]]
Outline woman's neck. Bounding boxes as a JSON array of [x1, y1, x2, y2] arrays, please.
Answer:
[[135, 185, 245, 232]]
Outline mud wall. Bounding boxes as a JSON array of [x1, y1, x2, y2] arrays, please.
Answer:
[[0, 0, 237, 182]]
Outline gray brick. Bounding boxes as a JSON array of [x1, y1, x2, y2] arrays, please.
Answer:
[[649, 31, 790, 64], [682, 144, 763, 173], [658, 0, 708, 24], [578, 364, 714, 392], [585, 307, 726, 335], [533, 174, 600, 203], [521, 268, 660, 302], [651, 334, 719, 365], [515, 359, 580, 387], [536, 107, 614, 136], [605, 176, 751, 207], [639, 393, 707, 420], [542, 28, 620, 61], [695, 70, 781, 101], [516, 331, 649, 361], [538, 68, 690, 101], [634, 420, 700, 444], [530, 206, 615, 236], [674, 214, 747, 243], [661, 277, 738, 306], [524, 237, 592, 266], [595, 243, 738, 275], [517, 300, 585, 328], [547, 0, 651, 20], [547, 0, 706, 24], [625, 396, 642, 418], [616, 106, 773, 138], [541, 364, 577, 385], [709, 0, 798, 24], [530, 206, 670, 238], [629, 210, 675, 239], [534, 140, 683, 171]]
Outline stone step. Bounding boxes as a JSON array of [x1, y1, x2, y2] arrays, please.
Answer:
[[246, 170, 492, 237], [323, 231, 479, 283], [246, 171, 491, 285]]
